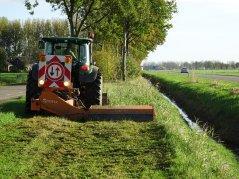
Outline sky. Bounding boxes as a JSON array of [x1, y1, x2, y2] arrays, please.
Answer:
[[0, 0, 239, 63], [0, 0, 65, 20], [146, 0, 239, 63]]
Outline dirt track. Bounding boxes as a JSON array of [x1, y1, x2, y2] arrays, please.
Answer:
[[197, 74, 239, 83], [0, 85, 26, 101]]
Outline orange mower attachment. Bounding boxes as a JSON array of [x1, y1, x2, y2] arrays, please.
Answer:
[[31, 89, 155, 121]]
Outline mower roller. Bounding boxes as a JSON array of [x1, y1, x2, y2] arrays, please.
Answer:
[[25, 36, 154, 121]]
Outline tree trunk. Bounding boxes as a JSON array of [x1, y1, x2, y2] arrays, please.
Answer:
[[68, 17, 76, 37], [122, 21, 127, 81]]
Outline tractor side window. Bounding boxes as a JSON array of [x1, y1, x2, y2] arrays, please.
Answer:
[[45, 42, 53, 55], [79, 44, 89, 65]]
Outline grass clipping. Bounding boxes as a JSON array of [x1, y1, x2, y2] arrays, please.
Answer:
[[0, 78, 238, 178]]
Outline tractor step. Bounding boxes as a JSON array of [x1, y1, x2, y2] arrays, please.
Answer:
[[31, 90, 154, 121]]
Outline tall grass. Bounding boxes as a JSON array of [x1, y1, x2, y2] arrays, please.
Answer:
[[143, 71, 239, 146]]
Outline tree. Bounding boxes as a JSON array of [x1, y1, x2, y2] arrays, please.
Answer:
[[0, 18, 23, 59], [24, 0, 177, 80], [25, 0, 112, 37], [94, 0, 176, 80], [0, 47, 7, 72], [21, 19, 69, 64]]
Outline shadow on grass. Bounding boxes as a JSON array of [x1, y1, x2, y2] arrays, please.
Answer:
[[0, 99, 27, 118], [0, 99, 48, 120], [142, 123, 175, 173]]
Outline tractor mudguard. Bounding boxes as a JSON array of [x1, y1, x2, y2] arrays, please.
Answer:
[[78, 66, 99, 83], [31, 63, 39, 81]]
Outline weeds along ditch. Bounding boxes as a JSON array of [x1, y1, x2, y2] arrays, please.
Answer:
[[143, 71, 239, 147], [0, 79, 239, 177]]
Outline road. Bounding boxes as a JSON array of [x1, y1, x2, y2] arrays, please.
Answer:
[[197, 74, 239, 83], [0, 85, 26, 101]]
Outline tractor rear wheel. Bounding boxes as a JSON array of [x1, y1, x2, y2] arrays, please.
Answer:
[[25, 70, 41, 114], [80, 72, 102, 109]]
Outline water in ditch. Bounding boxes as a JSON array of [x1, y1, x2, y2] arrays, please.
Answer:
[[160, 93, 202, 132], [152, 83, 239, 157]]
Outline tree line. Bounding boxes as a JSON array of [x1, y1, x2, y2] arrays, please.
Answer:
[[1, 0, 177, 80], [0, 17, 69, 72], [143, 61, 239, 70]]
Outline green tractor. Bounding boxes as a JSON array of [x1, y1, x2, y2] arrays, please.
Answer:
[[25, 36, 154, 121], [25, 36, 102, 113]]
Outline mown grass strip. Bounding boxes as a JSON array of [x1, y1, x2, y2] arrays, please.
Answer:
[[194, 69, 239, 77], [0, 78, 238, 177], [143, 71, 239, 146], [0, 73, 27, 86]]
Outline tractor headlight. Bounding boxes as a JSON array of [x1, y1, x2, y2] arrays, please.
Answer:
[[39, 80, 45, 86], [65, 55, 72, 64], [38, 52, 46, 62], [64, 81, 70, 87]]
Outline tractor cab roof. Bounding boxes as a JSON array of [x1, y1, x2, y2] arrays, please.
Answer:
[[42, 37, 92, 44]]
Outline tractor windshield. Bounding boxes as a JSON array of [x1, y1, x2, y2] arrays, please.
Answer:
[[45, 42, 90, 65]]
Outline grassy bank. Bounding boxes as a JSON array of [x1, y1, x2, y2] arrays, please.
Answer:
[[194, 69, 239, 77], [143, 71, 239, 146], [0, 78, 239, 177], [0, 73, 27, 85]]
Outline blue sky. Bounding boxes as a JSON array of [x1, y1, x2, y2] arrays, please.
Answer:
[[0, 0, 239, 62]]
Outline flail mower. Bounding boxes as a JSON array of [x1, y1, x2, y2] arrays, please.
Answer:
[[25, 35, 154, 121]]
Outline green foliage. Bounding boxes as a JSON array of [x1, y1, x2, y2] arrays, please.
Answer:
[[22, 0, 177, 80], [92, 0, 176, 79], [126, 56, 142, 78], [22, 19, 69, 64], [0, 48, 7, 72], [25, 0, 111, 36], [0, 18, 23, 59], [93, 45, 121, 81], [0, 18, 69, 65]]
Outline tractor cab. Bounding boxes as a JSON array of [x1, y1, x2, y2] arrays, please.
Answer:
[[39, 37, 93, 67]]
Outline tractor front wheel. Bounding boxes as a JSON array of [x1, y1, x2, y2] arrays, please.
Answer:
[[80, 72, 102, 109], [25, 70, 41, 114]]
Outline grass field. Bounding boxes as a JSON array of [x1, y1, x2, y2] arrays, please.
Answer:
[[143, 71, 239, 146], [194, 69, 239, 77], [0, 73, 27, 85], [0, 78, 239, 177]]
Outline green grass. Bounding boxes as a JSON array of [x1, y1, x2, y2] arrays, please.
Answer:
[[0, 79, 239, 177], [0, 73, 27, 85], [194, 69, 239, 77], [143, 71, 239, 146]]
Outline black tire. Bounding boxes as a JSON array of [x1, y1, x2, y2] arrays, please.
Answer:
[[25, 70, 41, 114], [79, 72, 102, 109]]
